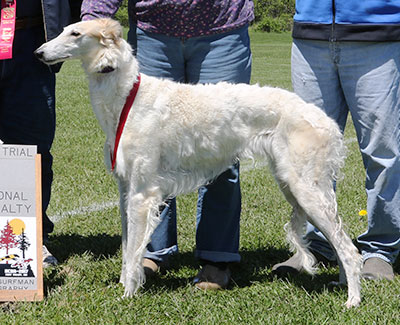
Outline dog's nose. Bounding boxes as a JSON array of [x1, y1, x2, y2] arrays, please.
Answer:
[[34, 49, 43, 60]]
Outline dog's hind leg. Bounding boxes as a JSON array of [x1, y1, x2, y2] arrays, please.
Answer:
[[281, 192, 317, 275], [288, 182, 362, 308], [308, 201, 361, 308], [122, 187, 162, 297], [269, 118, 361, 307]]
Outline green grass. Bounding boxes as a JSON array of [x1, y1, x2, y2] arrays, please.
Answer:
[[1, 30, 399, 324]]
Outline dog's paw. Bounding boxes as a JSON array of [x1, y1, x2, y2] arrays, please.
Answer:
[[123, 287, 134, 298], [122, 291, 133, 299], [122, 279, 142, 298], [122, 287, 135, 299], [345, 296, 361, 308]]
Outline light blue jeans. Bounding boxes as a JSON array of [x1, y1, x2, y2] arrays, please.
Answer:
[[128, 24, 252, 263], [291, 39, 400, 264]]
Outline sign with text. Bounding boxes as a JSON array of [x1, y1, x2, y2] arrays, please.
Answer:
[[0, 145, 43, 301]]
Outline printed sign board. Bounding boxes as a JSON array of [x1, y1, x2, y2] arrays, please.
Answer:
[[0, 145, 43, 301]]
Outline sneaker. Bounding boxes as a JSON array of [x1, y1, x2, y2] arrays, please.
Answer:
[[42, 245, 58, 268], [193, 262, 231, 290], [272, 251, 336, 276], [362, 257, 394, 281]]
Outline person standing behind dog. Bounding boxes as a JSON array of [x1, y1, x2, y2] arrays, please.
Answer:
[[0, 0, 80, 266], [81, 0, 253, 290], [272, 0, 400, 280]]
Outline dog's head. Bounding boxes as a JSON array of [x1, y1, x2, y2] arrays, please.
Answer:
[[35, 18, 127, 74]]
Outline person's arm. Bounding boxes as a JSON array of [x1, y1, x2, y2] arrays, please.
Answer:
[[81, 0, 123, 20]]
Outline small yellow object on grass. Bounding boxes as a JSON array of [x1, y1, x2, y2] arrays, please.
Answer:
[[358, 209, 367, 216]]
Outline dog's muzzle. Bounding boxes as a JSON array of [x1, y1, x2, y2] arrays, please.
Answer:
[[34, 48, 44, 61]]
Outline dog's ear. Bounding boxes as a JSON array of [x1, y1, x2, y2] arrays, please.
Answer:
[[99, 19, 123, 47], [89, 19, 123, 74]]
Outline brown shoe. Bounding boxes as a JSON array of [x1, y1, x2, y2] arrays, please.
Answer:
[[143, 258, 161, 277], [193, 263, 231, 290], [362, 257, 394, 281]]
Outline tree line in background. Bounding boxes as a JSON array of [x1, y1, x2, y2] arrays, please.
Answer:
[[114, 0, 295, 33], [253, 0, 295, 32]]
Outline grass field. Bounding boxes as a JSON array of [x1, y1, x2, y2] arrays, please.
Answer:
[[1, 30, 399, 324]]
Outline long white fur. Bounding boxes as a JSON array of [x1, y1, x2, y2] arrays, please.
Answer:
[[35, 19, 362, 308]]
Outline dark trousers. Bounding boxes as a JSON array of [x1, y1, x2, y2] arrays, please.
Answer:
[[0, 26, 55, 237]]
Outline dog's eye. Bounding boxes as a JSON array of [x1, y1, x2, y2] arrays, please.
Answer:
[[70, 31, 81, 37]]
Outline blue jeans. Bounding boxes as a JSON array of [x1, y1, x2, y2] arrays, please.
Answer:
[[128, 24, 252, 263], [0, 27, 55, 237], [291, 39, 400, 264]]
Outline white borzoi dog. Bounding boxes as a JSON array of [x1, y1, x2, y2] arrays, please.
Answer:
[[35, 18, 362, 307]]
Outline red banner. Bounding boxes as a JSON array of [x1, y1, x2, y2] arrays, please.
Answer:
[[0, 0, 16, 60]]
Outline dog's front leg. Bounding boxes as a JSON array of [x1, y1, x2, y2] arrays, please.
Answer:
[[117, 177, 129, 286], [122, 188, 162, 298]]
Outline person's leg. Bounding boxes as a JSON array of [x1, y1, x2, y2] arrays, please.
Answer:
[[292, 39, 348, 258], [272, 39, 349, 274], [182, 26, 251, 288], [133, 28, 186, 265], [143, 199, 178, 264], [135, 28, 186, 82], [338, 41, 400, 279], [0, 27, 55, 240], [0, 27, 57, 266]]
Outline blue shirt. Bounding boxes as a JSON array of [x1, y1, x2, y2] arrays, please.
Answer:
[[293, 0, 400, 41]]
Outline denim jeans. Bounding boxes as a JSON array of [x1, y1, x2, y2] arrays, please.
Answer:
[[0, 27, 56, 237], [128, 24, 252, 263], [291, 39, 400, 264]]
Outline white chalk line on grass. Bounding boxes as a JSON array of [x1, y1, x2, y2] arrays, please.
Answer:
[[49, 161, 264, 223], [50, 200, 119, 223], [50, 137, 358, 223]]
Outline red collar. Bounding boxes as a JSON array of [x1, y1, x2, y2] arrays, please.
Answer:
[[111, 74, 141, 171]]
